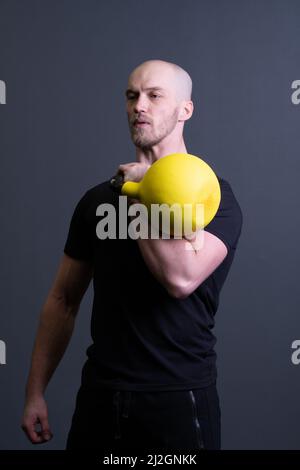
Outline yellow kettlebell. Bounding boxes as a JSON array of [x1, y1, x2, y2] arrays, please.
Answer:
[[112, 153, 221, 236]]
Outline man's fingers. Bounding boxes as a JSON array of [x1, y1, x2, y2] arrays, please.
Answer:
[[119, 162, 135, 168], [39, 415, 53, 441], [22, 416, 53, 444], [117, 164, 133, 181], [184, 232, 197, 242], [22, 420, 44, 444], [116, 162, 150, 184], [21, 396, 52, 445], [118, 163, 133, 172]]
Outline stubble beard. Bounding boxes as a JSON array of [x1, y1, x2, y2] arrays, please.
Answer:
[[129, 107, 179, 150]]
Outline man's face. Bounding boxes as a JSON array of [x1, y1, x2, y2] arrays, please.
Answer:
[[126, 65, 180, 149]]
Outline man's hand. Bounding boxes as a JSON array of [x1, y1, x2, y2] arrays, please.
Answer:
[[21, 395, 53, 444], [183, 228, 205, 252], [117, 161, 150, 183]]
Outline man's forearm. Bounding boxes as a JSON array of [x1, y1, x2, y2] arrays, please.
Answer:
[[25, 294, 77, 399], [135, 229, 198, 298]]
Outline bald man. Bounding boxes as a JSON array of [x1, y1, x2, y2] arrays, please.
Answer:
[[22, 59, 243, 452]]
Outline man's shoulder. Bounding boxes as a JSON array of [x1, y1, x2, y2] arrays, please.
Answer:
[[68, 180, 117, 221], [84, 179, 112, 198], [217, 175, 239, 199], [217, 175, 231, 189], [77, 179, 116, 206], [216, 175, 243, 218]]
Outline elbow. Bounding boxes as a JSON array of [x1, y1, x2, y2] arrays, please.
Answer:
[[165, 278, 195, 300], [49, 291, 79, 318]]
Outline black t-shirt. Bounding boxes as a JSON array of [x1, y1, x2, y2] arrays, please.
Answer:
[[64, 177, 243, 391]]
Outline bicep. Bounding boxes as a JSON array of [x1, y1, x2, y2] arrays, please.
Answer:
[[50, 254, 94, 308]]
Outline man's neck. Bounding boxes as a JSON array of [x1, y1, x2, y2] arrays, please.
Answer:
[[135, 138, 188, 165]]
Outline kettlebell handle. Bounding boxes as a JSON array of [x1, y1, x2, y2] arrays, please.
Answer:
[[110, 173, 124, 194], [110, 174, 141, 199]]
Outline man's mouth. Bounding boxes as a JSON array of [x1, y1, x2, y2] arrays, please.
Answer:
[[133, 119, 150, 127]]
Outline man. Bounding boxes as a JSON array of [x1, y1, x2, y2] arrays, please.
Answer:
[[21, 59, 243, 451]]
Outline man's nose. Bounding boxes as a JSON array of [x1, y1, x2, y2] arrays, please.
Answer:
[[133, 95, 148, 113]]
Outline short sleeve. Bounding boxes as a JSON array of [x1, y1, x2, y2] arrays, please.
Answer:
[[205, 179, 243, 252], [63, 190, 94, 263]]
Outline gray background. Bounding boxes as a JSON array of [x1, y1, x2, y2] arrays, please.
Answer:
[[0, 0, 299, 450]]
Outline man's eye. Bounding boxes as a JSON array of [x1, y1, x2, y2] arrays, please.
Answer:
[[151, 94, 160, 99]]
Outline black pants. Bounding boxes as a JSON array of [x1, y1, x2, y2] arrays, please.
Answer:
[[66, 382, 221, 452]]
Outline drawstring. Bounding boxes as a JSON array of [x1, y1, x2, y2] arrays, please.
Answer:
[[113, 391, 132, 439]]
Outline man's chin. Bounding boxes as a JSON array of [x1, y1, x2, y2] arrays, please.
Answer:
[[134, 141, 153, 150], [131, 136, 154, 149], [130, 133, 163, 149]]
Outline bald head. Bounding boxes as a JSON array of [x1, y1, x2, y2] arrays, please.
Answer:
[[126, 59, 194, 149], [128, 59, 193, 103]]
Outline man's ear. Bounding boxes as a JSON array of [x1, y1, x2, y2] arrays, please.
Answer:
[[178, 100, 194, 121]]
